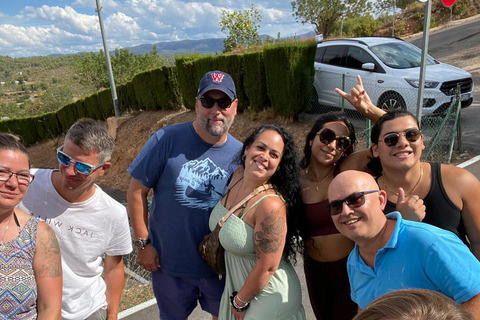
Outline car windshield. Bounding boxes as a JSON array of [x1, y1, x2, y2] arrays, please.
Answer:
[[370, 42, 436, 69]]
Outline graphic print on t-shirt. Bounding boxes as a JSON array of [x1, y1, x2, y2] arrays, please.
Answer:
[[175, 158, 229, 210]]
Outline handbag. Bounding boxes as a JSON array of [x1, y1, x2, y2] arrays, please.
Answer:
[[199, 183, 273, 279]]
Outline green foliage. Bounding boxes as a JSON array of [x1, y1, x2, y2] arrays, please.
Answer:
[[220, 4, 262, 52], [291, 0, 372, 38], [264, 43, 316, 116], [351, 14, 382, 37], [375, 0, 415, 14], [117, 82, 138, 113], [243, 51, 270, 111], [73, 47, 164, 90], [214, 55, 248, 110]]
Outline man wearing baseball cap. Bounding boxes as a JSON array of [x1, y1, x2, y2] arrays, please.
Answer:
[[127, 70, 242, 319]]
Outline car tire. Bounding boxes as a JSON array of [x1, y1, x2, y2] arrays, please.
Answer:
[[378, 92, 406, 111], [461, 97, 473, 108]]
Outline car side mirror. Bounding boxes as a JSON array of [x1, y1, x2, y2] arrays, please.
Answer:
[[362, 63, 375, 71]]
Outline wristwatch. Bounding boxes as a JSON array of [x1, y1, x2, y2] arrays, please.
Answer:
[[133, 237, 151, 250]]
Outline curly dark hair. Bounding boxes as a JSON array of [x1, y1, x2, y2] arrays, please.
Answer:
[[234, 124, 301, 264], [299, 112, 356, 169], [367, 109, 420, 176]]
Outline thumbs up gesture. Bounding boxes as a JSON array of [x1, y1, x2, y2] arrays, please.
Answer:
[[395, 187, 426, 222]]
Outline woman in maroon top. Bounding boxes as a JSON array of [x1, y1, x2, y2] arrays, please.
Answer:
[[299, 112, 358, 319]]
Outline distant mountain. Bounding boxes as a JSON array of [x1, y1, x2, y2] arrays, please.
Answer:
[[124, 31, 317, 55]]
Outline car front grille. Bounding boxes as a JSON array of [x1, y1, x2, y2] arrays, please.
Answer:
[[440, 77, 473, 95]]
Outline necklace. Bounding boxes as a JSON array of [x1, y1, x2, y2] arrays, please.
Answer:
[[304, 167, 333, 191], [0, 213, 14, 251], [382, 165, 424, 197]]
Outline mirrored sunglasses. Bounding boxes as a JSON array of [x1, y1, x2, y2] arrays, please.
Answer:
[[199, 97, 234, 110], [317, 128, 351, 151], [379, 128, 422, 147], [56, 145, 104, 175], [325, 190, 379, 215]]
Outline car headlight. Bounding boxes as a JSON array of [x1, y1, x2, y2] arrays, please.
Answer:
[[405, 79, 440, 88]]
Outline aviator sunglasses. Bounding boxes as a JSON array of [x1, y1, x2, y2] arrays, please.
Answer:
[[325, 190, 379, 215], [199, 97, 234, 110], [57, 145, 104, 175], [317, 128, 351, 151], [379, 128, 422, 147]]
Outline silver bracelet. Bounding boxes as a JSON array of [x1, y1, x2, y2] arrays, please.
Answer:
[[236, 294, 249, 304]]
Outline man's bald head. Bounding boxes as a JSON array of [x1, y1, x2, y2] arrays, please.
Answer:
[[328, 170, 379, 202]]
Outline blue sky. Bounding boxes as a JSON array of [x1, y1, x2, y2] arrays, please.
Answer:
[[0, 0, 315, 57]]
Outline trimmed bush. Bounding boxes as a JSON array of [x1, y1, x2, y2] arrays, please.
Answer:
[[117, 81, 139, 113], [32, 112, 62, 142], [243, 51, 270, 111], [215, 55, 247, 111], [150, 66, 183, 110], [264, 43, 316, 116], [97, 89, 115, 118]]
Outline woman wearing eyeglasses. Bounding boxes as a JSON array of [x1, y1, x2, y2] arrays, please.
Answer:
[[336, 75, 480, 260], [0, 133, 62, 319], [298, 112, 358, 319]]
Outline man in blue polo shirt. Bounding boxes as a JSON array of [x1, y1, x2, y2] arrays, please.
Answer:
[[327, 170, 480, 317]]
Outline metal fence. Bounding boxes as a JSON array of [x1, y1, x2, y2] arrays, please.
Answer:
[[302, 76, 463, 163]]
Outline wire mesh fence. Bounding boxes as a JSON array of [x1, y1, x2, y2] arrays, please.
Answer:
[[302, 76, 463, 163]]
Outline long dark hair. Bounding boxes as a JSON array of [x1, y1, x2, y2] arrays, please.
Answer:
[[367, 109, 420, 176], [234, 124, 301, 264], [299, 112, 356, 169]]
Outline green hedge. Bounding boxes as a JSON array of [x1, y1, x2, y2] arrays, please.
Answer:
[[264, 43, 316, 116], [1, 42, 318, 145], [243, 51, 270, 112]]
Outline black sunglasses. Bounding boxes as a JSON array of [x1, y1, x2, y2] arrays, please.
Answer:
[[199, 97, 234, 110], [325, 190, 378, 215], [317, 128, 351, 151], [379, 128, 422, 147]]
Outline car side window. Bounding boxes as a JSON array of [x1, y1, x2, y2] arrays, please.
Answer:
[[321, 46, 345, 66], [315, 47, 326, 63], [345, 46, 376, 70]]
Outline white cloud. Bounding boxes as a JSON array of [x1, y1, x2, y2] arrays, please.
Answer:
[[0, 1, 313, 57]]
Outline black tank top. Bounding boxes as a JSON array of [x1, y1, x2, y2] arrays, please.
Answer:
[[384, 163, 468, 246]]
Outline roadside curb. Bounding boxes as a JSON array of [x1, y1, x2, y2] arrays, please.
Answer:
[[119, 299, 157, 319]]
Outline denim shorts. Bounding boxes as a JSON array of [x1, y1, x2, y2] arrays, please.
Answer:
[[152, 268, 225, 320]]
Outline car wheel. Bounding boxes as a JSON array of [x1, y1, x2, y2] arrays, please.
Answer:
[[378, 92, 406, 111]]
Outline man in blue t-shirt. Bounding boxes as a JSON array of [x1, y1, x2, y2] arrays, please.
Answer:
[[127, 70, 242, 320], [327, 170, 480, 317]]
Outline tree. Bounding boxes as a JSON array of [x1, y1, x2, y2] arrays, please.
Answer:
[[73, 47, 163, 90], [291, 0, 372, 38], [375, 0, 416, 15], [220, 4, 262, 52]]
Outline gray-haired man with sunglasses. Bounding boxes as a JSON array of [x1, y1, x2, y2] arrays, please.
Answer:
[[327, 170, 480, 317], [19, 118, 132, 320], [127, 70, 242, 320]]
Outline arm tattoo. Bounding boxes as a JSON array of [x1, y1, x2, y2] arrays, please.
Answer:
[[35, 226, 62, 278], [254, 209, 285, 260]]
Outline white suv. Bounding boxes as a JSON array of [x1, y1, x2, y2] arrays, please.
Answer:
[[313, 37, 474, 115]]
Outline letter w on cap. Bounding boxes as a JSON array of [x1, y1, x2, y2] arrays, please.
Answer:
[[211, 73, 225, 82]]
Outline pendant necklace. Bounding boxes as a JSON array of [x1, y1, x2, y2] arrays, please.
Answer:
[[304, 167, 333, 191], [382, 165, 424, 197], [0, 211, 21, 251], [0, 213, 13, 251]]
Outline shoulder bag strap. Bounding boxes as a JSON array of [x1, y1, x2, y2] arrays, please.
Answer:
[[218, 183, 273, 227]]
